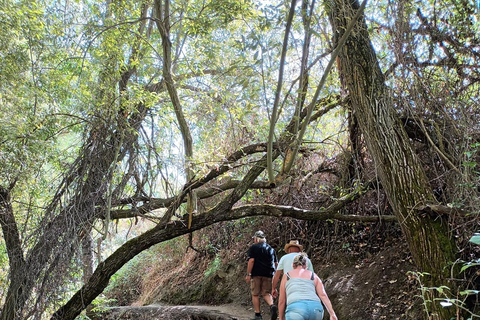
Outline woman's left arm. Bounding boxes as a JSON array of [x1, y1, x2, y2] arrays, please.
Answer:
[[314, 274, 338, 320]]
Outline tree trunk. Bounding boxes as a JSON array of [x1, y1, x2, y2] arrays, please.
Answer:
[[325, 0, 457, 318], [81, 227, 95, 315], [0, 187, 28, 320], [81, 228, 94, 284]]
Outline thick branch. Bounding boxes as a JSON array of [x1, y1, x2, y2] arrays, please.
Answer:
[[106, 180, 274, 220], [229, 204, 397, 222], [53, 177, 382, 320], [107, 95, 341, 220], [52, 200, 394, 320], [415, 204, 471, 217]]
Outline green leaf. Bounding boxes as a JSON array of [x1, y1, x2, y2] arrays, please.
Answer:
[[460, 289, 480, 296], [460, 262, 480, 273]]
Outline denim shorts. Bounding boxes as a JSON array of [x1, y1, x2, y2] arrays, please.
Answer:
[[286, 300, 324, 320]]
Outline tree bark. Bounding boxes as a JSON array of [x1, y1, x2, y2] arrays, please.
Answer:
[[325, 0, 457, 318], [81, 226, 95, 315], [0, 186, 27, 320]]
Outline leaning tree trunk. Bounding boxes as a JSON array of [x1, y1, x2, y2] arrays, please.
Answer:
[[326, 0, 457, 319]]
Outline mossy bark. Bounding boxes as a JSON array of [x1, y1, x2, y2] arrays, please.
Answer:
[[325, 0, 458, 318]]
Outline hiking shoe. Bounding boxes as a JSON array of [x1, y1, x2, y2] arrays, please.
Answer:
[[270, 304, 278, 320], [250, 315, 262, 320]]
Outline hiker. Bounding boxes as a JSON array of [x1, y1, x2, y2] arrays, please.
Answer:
[[278, 253, 337, 320], [271, 240, 313, 299], [245, 230, 279, 320]]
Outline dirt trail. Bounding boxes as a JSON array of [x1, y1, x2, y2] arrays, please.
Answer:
[[102, 303, 256, 320], [187, 303, 254, 320]]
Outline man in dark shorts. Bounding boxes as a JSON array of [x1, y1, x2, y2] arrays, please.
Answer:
[[245, 230, 278, 320]]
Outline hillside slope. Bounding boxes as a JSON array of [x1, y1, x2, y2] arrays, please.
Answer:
[[105, 218, 424, 320]]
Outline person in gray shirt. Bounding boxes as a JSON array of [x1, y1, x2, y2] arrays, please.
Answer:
[[272, 240, 313, 299], [278, 253, 337, 320]]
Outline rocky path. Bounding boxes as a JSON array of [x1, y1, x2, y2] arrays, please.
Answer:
[[100, 303, 255, 320], [188, 303, 254, 320]]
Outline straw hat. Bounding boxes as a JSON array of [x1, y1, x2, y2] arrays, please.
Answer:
[[284, 240, 303, 252]]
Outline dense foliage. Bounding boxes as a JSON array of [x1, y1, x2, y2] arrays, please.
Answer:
[[0, 0, 478, 319]]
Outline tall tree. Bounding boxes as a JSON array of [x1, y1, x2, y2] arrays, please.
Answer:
[[325, 0, 458, 318]]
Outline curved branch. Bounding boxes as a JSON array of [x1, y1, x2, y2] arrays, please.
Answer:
[[53, 176, 380, 320], [52, 203, 394, 320], [106, 180, 275, 220]]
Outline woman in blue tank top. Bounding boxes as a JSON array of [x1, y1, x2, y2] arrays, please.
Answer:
[[278, 253, 338, 320]]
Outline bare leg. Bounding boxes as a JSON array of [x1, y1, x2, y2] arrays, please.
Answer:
[[252, 295, 261, 313], [263, 293, 273, 306]]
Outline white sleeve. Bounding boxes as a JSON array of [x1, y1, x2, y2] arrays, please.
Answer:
[[277, 256, 285, 271], [307, 258, 314, 272]]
